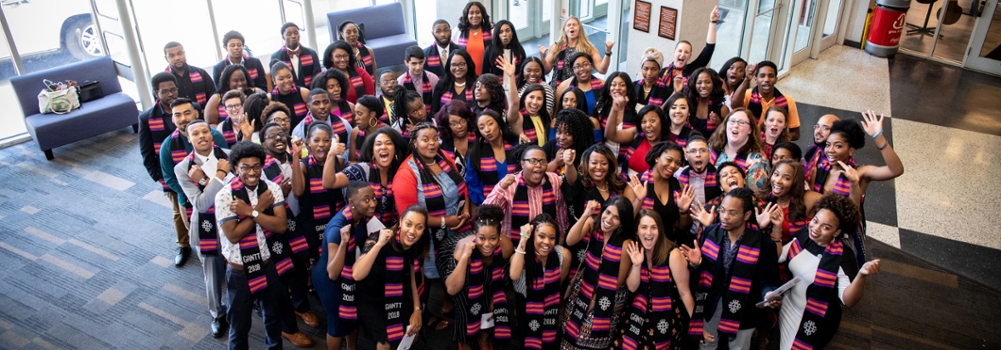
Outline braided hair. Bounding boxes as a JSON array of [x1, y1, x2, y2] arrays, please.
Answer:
[[392, 88, 425, 132]]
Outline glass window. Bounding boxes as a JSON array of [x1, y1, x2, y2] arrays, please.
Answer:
[[312, 0, 372, 48], [823, 0, 843, 38], [4, 3, 103, 74], [0, 27, 23, 140], [414, 0, 439, 47], [211, 0, 284, 63], [131, 0, 217, 76], [716, 0, 748, 69]]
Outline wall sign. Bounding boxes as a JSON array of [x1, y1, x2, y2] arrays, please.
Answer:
[[658, 6, 678, 41], [633, 0, 652, 33]]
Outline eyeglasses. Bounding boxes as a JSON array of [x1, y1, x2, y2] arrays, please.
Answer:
[[224, 104, 243, 111], [716, 207, 742, 218], [333, 53, 350, 60], [450, 62, 467, 68], [264, 132, 288, 140], [269, 117, 289, 124], [572, 63, 592, 71], [522, 158, 546, 166], [813, 124, 831, 131], [727, 119, 751, 127], [158, 88, 178, 95], [686, 148, 710, 155], [238, 164, 263, 173]]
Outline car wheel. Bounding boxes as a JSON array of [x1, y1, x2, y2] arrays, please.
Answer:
[[65, 18, 104, 60]]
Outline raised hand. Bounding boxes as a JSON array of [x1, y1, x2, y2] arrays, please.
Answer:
[[238, 113, 254, 140], [340, 224, 352, 245], [376, 228, 393, 247], [612, 93, 628, 109], [755, 202, 780, 229], [745, 63, 757, 81], [498, 54, 517, 77], [710, 6, 721, 22], [673, 76, 685, 93], [459, 236, 476, 260], [330, 134, 346, 157], [626, 241, 644, 266], [291, 138, 305, 157], [690, 204, 715, 227], [537, 44, 548, 57], [859, 259, 881, 276], [583, 200, 599, 218], [604, 41, 615, 54], [499, 174, 517, 190], [678, 185, 696, 213], [677, 239, 701, 265], [860, 110, 885, 137], [838, 160, 860, 183], [628, 175, 648, 201], [519, 223, 533, 243]]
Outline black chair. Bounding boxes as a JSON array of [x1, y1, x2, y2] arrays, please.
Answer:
[[906, 0, 942, 37]]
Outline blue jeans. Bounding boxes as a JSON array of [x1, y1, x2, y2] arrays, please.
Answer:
[[227, 262, 285, 350]]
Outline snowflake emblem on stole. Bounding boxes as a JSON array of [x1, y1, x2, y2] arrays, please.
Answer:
[[803, 320, 817, 336], [272, 241, 283, 255], [471, 303, 482, 315], [287, 219, 296, 231], [577, 249, 586, 261], [529, 319, 540, 331], [435, 229, 446, 241], [657, 319, 669, 334], [201, 220, 213, 232], [599, 296, 611, 311], [728, 299, 741, 313]]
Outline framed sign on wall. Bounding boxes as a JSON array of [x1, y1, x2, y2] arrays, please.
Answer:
[[634, 0, 652, 33], [658, 6, 678, 40]]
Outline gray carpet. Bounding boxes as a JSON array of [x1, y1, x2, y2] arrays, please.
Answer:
[[1, 128, 1000, 349]]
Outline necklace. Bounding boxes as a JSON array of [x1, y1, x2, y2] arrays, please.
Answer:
[[596, 184, 609, 192], [454, 81, 466, 87], [643, 86, 651, 93]]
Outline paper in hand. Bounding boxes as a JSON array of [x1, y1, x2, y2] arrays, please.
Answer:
[[397, 325, 416, 350], [755, 276, 801, 308]]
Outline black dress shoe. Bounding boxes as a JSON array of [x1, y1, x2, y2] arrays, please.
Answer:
[[211, 316, 225, 338], [174, 247, 191, 267]]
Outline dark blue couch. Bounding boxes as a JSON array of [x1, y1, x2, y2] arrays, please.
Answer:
[[327, 2, 418, 67], [10, 56, 138, 160]]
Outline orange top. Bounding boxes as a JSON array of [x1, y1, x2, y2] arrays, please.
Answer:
[[466, 29, 486, 76], [743, 90, 801, 129]]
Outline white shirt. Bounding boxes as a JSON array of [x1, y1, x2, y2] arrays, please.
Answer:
[[197, 151, 219, 183], [777, 239, 851, 350], [288, 46, 301, 78], [215, 179, 286, 266]]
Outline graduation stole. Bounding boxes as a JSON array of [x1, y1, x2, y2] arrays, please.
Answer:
[[353, 123, 386, 158], [457, 26, 492, 47], [271, 86, 308, 123], [413, 153, 468, 245], [262, 154, 308, 256], [709, 149, 750, 172], [301, 154, 344, 253], [691, 98, 722, 135], [748, 86, 787, 123], [551, 45, 571, 87], [477, 140, 515, 198], [813, 156, 856, 196], [301, 113, 350, 154], [218, 119, 238, 147], [678, 163, 721, 203], [165, 65, 207, 104], [356, 42, 374, 72], [522, 251, 561, 349], [337, 206, 373, 325], [666, 125, 695, 149], [569, 76, 605, 96], [621, 260, 675, 350], [640, 175, 681, 212], [788, 230, 844, 349], [149, 102, 173, 192], [689, 225, 763, 338], [463, 246, 511, 340], [426, 44, 445, 68], [230, 176, 293, 293], [510, 175, 557, 244], [520, 109, 548, 144], [279, 45, 315, 87], [439, 84, 475, 108], [402, 71, 433, 115], [242, 55, 261, 80], [656, 62, 687, 92], [167, 130, 194, 218], [366, 161, 397, 225], [383, 234, 424, 344], [803, 144, 824, 183], [333, 99, 354, 125], [565, 229, 624, 341], [186, 147, 228, 255], [345, 68, 367, 102]]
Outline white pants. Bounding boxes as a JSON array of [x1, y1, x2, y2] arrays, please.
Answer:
[[699, 298, 754, 350]]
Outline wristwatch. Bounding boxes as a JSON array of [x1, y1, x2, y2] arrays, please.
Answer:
[[198, 177, 208, 186], [252, 210, 259, 218]]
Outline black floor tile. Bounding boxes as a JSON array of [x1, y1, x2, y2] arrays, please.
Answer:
[[794, 103, 898, 227], [888, 54, 1001, 136], [898, 228, 1001, 292]]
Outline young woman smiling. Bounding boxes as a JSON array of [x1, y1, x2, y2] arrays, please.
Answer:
[[685, 67, 729, 136], [431, 49, 478, 115], [508, 214, 571, 350], [323, 127, 407, 227], [707, 108, 769, 192], [760, 106, 791, 160]]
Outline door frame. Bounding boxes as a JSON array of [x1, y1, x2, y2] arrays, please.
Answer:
[[964, 0, 1001, 75]]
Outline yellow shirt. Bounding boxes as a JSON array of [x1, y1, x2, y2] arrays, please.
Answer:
[[530, 115, 546, 146]]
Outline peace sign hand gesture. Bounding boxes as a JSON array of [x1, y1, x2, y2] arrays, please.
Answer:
[[838, 160, 860, 183]]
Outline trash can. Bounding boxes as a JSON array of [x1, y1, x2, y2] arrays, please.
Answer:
[[865, 0, 910, 57]]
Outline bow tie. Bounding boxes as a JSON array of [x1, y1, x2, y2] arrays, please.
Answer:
[[287, 47, 301, 59]]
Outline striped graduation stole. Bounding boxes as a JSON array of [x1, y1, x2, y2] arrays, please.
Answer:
[[230, 176, 282, 292], [523, 252, 560, 349], [357, 42, 374, 68], [439, 86, 474, 107], [219, 119, 237, 146], [814, 157, 855, 196], [402, 71, 433, 114], [689, 226, 763, 337], [167, 130, 188, 165], [566, 230, 623, 341], [709, 149, 749, 172], [427, 47, 442, 67], [569, 77, 605, 97], [149, 104, 173, 191], [463, 246, 510, 339], [300, 54, 315, 87], [803, 144, 824, 183], [520, 109, 541, 144], [187, 147, 228, 255], [748, 87, 788, 122], [788, 233, 843, 349], [336, 206, 371, 323], [217, 102, 229, 121], [382, 240, 423, 344], [271, 87, 308, 121], [640, 178, 681, 211], [509, 175, 556, 243], [656, 63, 686, 90], [164, 66, 207, 104], [307, 155, 332, 222], [242, 55, 260, 80], [552, 45, 569, 86], [478, 141, 515, 198], [621, 262, 674, 350], [347, 72, 366, 101]]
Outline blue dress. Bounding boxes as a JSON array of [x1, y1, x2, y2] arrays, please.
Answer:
[[312, 210, 364, 337]]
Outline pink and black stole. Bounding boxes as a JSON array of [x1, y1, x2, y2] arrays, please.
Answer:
[[298, 154, 344, 255], [666, 126, 697, 149], [353, 124, 386, 158], [550, 45, 571, 87], [383, 233, 424, 346], [678, 163, 722, 203], [357, 42, 375, 76], [278, 45, 316, 87], [262, 154, 308, 257], [148, 102, 174, 192], [461, 245, 511, 343], [402, 71, 433, 115], [218, 118, 238, 147], [564, 228, 624, 341], [656, 63, 687, 94], [689, 225, 763, 338], [300, 113, 350, 156], [439, 85, 475, 110], [522, 251, 561, 349], [510, 175, 557, 244], [802, 144, 824, 183], [690, 98, 723, 136], [456, 27, 492, 48], [186, 147, 229, 255], [709, 149, 750, 172], [477, 141, 515, 198], [787, 230, 844, 350], [747, 86, 788, 123], [337, 206, 372, 327], [167, 129, 194, 219], [271, 86, 308, 127], [620, 260, 676, 350], [230, 176, 294, 293], [345, 67, 367, 102], [413, 153, 469, 245], [333, 99, 355, 125], [813, 157, 856, 196], [165, 65, 207, 104]]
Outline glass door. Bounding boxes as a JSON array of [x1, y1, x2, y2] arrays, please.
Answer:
[[511, 0, 551, 54], [966, 0, 1001, 75], [819, 0, 844, 50], [747, 0, 783, 64], [784, 0, 820, 67]]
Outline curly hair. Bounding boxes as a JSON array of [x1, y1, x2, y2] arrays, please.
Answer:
[[222, 30, 244, 46], [578, 143, 627, 193], [229, 141, 267, 168], [435, 99, 475, 140], [474, 204, 505, 232], [322, 40, 357, 70], [812, 192, 861, 233], [593, 72, 635, 120], [458, 2, 493, 33], [708, 108, 764, 156], [475, 74, 506, 112], [554, 107, 593, 161], [829, 119, 866, 149], [717, 160, 747, 191], [645, 140, 684, 169], [218, 64, 254, 93], [311, 68, 350, 100], [759, 159, 807, 222], [262, 102, 291, 124], [358, 126, 408, 180]]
